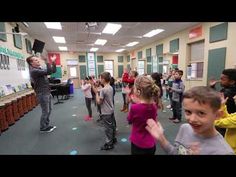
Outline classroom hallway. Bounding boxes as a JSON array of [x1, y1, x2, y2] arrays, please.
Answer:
[[0, 89, 184, 155]]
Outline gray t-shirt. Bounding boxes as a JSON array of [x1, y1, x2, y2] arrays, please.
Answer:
[[100, 85, 114, 115], [164, 123, 234, 155]]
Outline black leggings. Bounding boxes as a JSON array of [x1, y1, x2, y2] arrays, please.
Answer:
[[122, 93, 126, 105], [85, 97, 92, 117], [131, 143, 156, 155]]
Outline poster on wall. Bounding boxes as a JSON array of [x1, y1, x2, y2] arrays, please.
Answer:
[[104, 60, 113, 77], [48, 53, 61, 65], [104, 60, 113, 70], [87, 52, 96, 76], [48, 53, 62, 78]]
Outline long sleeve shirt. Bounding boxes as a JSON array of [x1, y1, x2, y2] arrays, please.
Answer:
[[127, 103, 157, 148], [215, 105, 236, 153], [30, 62, 56, 94], [81, 83, 92, 98]]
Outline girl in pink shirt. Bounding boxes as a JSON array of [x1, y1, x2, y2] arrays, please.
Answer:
[[81, 77, 93, 121], [127, 75, 160, 155]]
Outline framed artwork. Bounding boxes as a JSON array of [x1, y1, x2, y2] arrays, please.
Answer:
[[0, 54, 3, 69], [13, 29, 22, 49]]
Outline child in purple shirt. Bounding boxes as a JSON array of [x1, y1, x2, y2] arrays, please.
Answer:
[[127, 75, 160, 155]]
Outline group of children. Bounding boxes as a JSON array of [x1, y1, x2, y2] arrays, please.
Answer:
[[81, 73, 117, 150], [81, 67, 236, 155]]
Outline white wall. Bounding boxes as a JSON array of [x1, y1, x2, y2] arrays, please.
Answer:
[[0, 22, 34, 87]]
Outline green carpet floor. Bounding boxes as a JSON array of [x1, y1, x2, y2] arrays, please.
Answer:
[[0, 89, 185, 155]]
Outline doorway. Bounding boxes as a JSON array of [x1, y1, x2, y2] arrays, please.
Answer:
[[67, 65, 79, 89]]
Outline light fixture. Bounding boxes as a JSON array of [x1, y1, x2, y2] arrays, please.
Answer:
[[143, 29, 164, 37], [52, 36, 66, 43], [58, 46, 68, 51], [116, 49, 125, 52], [102, 23, 122, 35], [44, 22, 62, 30], [126, 41, 139, 47], [90, 48, 98, 52], [94, 39, 107, 46], [22, 22, 29, 28]]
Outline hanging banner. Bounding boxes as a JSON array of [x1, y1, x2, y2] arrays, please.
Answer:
[[48, 53, 62, 78], [0, 46, 24, 59], [87, 52, 96, 76], [131, 51, 136, 59]]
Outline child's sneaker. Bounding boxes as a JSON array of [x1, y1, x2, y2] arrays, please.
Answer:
[[100, 143, 114, 150], [88, 116, 93, 121], [84, 115, 91, 121]]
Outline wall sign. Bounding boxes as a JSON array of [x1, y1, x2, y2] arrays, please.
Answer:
[[0, 46, 24, 59]]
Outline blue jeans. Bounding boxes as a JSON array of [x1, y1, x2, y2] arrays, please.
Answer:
[[37, 93, 52, 130]]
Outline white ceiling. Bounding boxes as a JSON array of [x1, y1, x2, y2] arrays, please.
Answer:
[[18, 22, 200, 53]]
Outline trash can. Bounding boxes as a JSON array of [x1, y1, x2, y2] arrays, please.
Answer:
[[69, 83, 74, 94]]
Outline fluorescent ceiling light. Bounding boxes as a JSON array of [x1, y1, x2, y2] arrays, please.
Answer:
[[44, 22, 62, 30], [53, 36, 66, 43], [90, 48, 99, 52], [126, 41, 139, 47], [116, 49, 125, 52], [22, 22, 29, 28], [95, 39, 107, 45], [102, 23, 122, 35], [143, 29, 164, 37], [58, 46, 68, 51]]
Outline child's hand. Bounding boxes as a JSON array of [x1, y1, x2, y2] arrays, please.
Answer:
[[219, 93, 228, 105], [189, 142, 200, 155], [145, 119, 164, 140], [93, 87, 98, 94], [209, 78, 220, 87], [81, 80, 84, 85]]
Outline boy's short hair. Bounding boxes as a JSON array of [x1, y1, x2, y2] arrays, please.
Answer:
[[26, 55, 35, 66], [176, 70, 183, 76], [131, 70, 139, 77], [222, 69, 236, 82], [100, 72, 111, 83], [183, 86, 221, 111]]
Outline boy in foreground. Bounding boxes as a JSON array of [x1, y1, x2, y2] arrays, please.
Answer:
[[145, 86, 234, 155]]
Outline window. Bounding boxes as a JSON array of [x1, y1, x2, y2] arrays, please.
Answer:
[[138, 51, 142, 59], [127, 55, 130, 62], [12, 29, 22, 49], [0, 22, 7, 41], [97, 55, 103, 63], [118, 56, 123, 63], [137, 60, 145, 75], [25, 38, 32, 54], [189, 41, 204, 79], [79, 55, 85, 62]]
